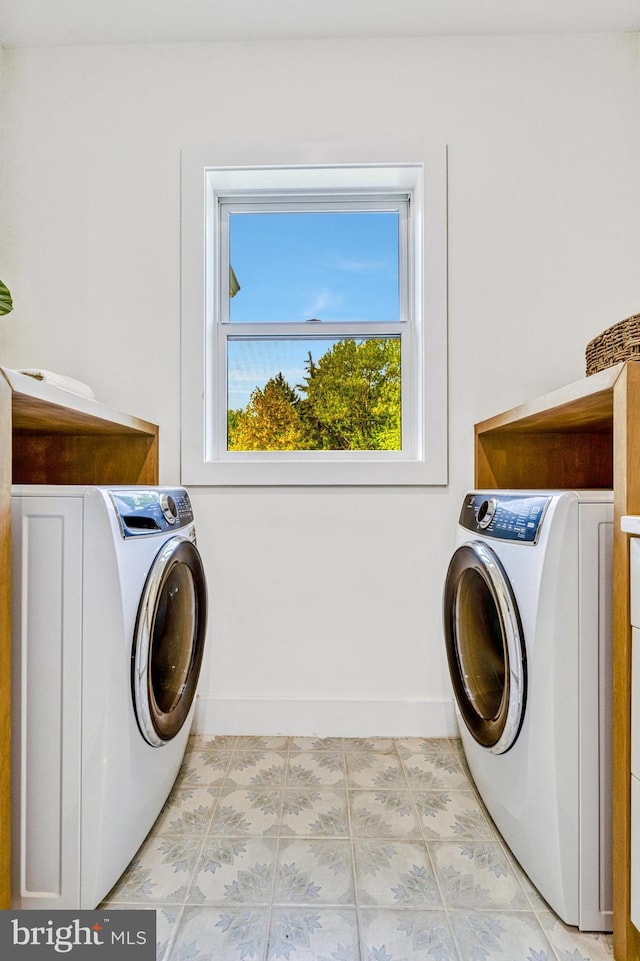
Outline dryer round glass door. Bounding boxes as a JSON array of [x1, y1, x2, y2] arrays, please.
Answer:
[[133, 536, 208, 746], [443, 541, 526, 754]]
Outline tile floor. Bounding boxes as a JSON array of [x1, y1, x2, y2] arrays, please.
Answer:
[[101, 735, 615, 961]]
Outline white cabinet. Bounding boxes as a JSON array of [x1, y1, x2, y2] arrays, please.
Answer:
[[0, 366, 159, 908]]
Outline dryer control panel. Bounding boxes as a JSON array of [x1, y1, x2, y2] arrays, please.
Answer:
[[459, 492, 551, 543], [110, 488, 194, 537]]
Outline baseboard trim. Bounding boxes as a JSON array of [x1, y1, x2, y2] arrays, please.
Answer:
[[193, 696, 459, 738]]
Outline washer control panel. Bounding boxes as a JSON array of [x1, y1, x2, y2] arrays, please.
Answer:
[[459, 492, 551, 543], [110, 488, 194, 537]]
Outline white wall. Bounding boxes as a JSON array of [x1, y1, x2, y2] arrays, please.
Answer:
[[1, 34, 638, 736]]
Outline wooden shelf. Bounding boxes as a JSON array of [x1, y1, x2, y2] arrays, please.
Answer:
[[5, 367, 158, 434], [475, 364, 622, 491], [475, 362, 621, 436], [2, 368, 159, 487], [0, 366, 159, 908], [474, 360, 640, 961]]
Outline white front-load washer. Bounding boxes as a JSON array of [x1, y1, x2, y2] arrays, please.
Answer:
[[11, 485, 208, 910], [442, 490, 613, 932]]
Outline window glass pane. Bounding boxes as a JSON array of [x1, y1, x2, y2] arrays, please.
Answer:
[[228, 211, 399, 322], [227, 336, 401, 451]]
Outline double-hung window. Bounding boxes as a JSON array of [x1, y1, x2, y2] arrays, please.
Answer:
[[181, 145, 447, 485]]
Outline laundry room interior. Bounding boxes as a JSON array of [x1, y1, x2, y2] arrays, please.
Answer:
[[1, 2, 640, 960]]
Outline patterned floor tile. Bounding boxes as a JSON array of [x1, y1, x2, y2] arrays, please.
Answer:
[[349, 790, 422, 839], [397, 738, 462, 765], [188, 734, 223, 751], [208, 786, 283, 837], [399, 751, 470, 792], [171, 904, 269, 961], [267, 907, 359, 960], [353, 839, 442, 908], [104, 737, 614, 961], [449, 909, 555, 961], [106, 834, 204, 904], [290, 736, 346, 753], [286, 751, 346, 787], [343, 737, 397, 754], [345, 753, 408, 789], [176, 749, 233, 787], [274, 837, 356, 905], [359, 907, 460, 961], [225, 752, 288, 787], [188, 836, 278, 905], [280, 789, 350, 837], [430, 840, 530, 911], [95, 902, 182, 961], [235, 735, 291, 752], [413, 790, 495, 841], [154, 905, 184, 961], [151, 785, 218, 835]]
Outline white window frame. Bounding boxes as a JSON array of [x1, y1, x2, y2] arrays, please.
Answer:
[[218, 192, 411, 463], [181, 142, 448, 486]]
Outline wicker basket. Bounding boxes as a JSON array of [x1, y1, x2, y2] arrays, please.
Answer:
[[585, 312, 640, 375]]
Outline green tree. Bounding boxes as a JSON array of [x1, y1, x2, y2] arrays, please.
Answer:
[[226, 338, 401, 452], [227, 408, 243, 448], [228, 373, 305, 451], [370, 341, 401, 450], [298, 338, 401, 450]]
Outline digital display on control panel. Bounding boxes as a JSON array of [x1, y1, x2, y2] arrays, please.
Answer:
[[458, 493, 551, 543]]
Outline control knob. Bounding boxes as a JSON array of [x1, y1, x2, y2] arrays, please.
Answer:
[[477, 497, 497, 529], [160, 493, 178, 524]]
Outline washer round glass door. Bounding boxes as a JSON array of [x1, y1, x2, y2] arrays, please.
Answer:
[[443, 541, 526, 754], [133, 535, 208, 746]]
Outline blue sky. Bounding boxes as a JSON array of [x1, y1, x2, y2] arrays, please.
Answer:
[[227, 209, 399, 409]]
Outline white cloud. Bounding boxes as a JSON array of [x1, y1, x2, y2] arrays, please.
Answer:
[[303, 288, 342, 318]]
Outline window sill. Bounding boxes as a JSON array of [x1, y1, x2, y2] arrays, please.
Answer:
[[180, 451, 447, 487]]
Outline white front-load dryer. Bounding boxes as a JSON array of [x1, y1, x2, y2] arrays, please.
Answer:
[[11, 485, 208, 909], [442, 490, 613, 932]]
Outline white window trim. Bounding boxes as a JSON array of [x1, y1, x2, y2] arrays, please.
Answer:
[[180, 142, 448, 486]]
